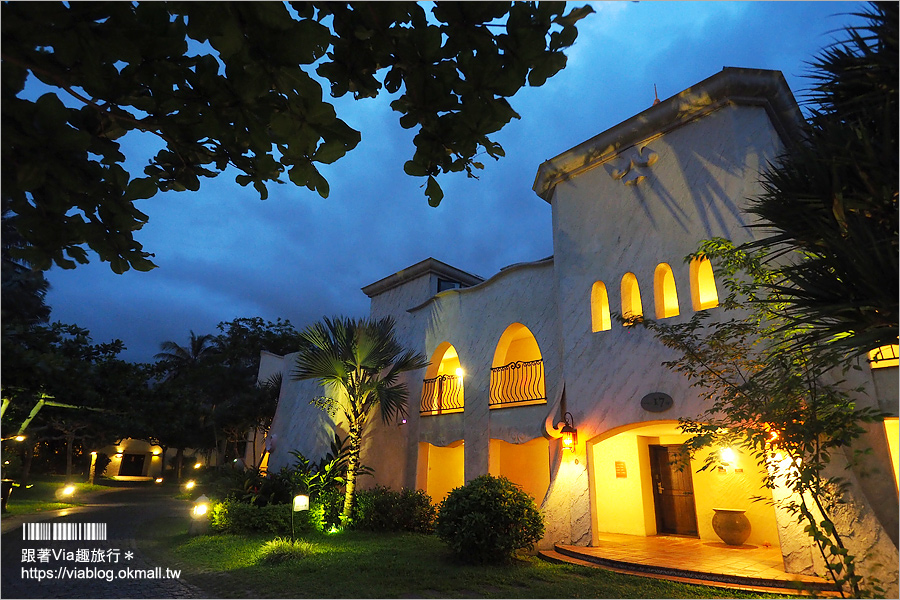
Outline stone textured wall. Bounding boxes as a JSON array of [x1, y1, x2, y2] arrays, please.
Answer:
[[264, 351, 342, 471], [413, 259, 562, 485], [546, 104, 788, 545]]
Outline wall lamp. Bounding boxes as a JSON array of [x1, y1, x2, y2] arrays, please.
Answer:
[[560, 412, 578, 452]]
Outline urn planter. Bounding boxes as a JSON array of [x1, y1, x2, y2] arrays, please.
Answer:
[[712, 508, 751, 546]]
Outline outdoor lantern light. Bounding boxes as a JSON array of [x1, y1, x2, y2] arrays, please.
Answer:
[[291, 494, 310, 542], [720, 447, 736, 464], [560, 412, 578, 452], [189, 495, 210, 535], [192, 495, 209, 518], [185, 480, 196, 490], [54, 485, 76, 501]]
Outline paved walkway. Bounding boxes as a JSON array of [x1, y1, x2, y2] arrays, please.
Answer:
[[541, 532, 839, 596], [1, 485, 208, 599]]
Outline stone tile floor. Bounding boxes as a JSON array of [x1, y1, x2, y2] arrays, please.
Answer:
[[552, 532, 837, 593]]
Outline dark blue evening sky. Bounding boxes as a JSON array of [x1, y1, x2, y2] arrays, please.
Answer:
[[43, 2, 868, 363]]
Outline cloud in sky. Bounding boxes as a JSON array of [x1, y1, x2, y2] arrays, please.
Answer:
[[43, 1, 868, 363]]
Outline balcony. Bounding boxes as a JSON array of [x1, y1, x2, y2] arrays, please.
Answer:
[[489, 359, 546, 408], [420, 374, 464, 415]]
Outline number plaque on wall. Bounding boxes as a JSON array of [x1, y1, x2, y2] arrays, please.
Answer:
[[640, 392, 673, 413]]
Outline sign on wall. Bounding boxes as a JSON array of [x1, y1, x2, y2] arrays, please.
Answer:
[[640, 392, 673, 413]]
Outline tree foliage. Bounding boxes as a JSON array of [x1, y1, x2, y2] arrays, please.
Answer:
[[746, 2, 898, 359], [292, 315, 428, 525], [1, 1, 593, 273], [148, 317, 301, 472]]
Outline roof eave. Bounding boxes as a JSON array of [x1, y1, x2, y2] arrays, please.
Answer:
[[532, 67, 804, 202]]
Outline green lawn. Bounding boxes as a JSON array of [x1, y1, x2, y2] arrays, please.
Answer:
[[2, 477, 110, 516], [139, 515, 778, 599]]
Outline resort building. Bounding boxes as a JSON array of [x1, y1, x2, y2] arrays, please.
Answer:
[[258, 68, 898, 588]]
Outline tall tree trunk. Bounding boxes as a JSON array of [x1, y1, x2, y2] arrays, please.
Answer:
[[20, 440, 35, 485], [175, 447, 184, 482], [65, 432, 75, 482], [341, 423, 362, 525]]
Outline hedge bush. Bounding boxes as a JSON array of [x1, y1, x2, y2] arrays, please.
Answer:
[[209, 499, 297, 535], [351, 486, 436, 533], [209, 493, 342, 535], [435, 475, 544, 564]]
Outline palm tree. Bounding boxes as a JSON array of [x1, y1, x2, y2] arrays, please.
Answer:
[[292, 316, 428, 525], [154, 330, 219, 379], [746, 2, 897, 360]]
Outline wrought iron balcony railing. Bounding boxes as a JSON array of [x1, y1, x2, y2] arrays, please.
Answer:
[[489, 359, 546, 407], [420, 374, 464, 415]]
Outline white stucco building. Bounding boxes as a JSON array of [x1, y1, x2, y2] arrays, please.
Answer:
[[259, 68, 898, 588]]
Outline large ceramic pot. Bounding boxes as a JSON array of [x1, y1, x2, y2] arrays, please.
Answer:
[[712, 508, 751, 546]]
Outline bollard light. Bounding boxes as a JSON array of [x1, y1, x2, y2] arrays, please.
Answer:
[[192, 495, 210, 518], [291, 494, 310, 542], [189, 494, 211, 536]]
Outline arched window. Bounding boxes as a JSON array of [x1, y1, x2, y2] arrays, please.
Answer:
[[654, 263, 680, 319], [690, 257, 719, 311], [490, 323, 545, 408], [621, 272, 643, 322], [868, 344, 899, 369], [421, 342, 464, 415], [591, 281, 611, 332]]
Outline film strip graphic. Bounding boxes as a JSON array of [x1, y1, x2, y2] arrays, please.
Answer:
[[23, 523, 107, 541]]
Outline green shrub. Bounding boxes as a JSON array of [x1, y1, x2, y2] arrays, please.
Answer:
[[209, 499, 303, 535], [351, 486, 436, 533], [308, 487, 343, 532], [435, 475, 544, 564], [256, 537, 315, 565]]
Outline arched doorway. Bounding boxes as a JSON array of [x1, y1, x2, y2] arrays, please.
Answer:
[[588, 421, 782, 548]]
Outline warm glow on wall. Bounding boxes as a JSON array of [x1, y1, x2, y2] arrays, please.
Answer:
[[591, 281, 611, 331], [885, 418, 899, 491], [620, 272, 643, 322], [690, 257, 719, 311], [653, 263, 680, 318]]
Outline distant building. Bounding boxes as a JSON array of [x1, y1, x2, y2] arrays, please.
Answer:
[[259, 68, 898, 587]]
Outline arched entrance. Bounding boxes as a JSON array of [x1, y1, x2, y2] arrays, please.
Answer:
[[588, 421, 782, 548], [416, 440, 464, 502]]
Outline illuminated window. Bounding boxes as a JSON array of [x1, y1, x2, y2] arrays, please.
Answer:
[[868, 344, 899, 369], [591, 281, 611, 332], [653, 263, 680, 319], [689, 257, 719, 311], [621, 272, 643, 321]]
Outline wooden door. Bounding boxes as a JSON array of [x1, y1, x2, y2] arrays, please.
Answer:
[[119, 454, 146, 477], [649, 445, 698, 536]]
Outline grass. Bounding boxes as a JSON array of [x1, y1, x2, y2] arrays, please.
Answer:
[[139, 515, 779, 599], [2, 476, 111, 516]]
